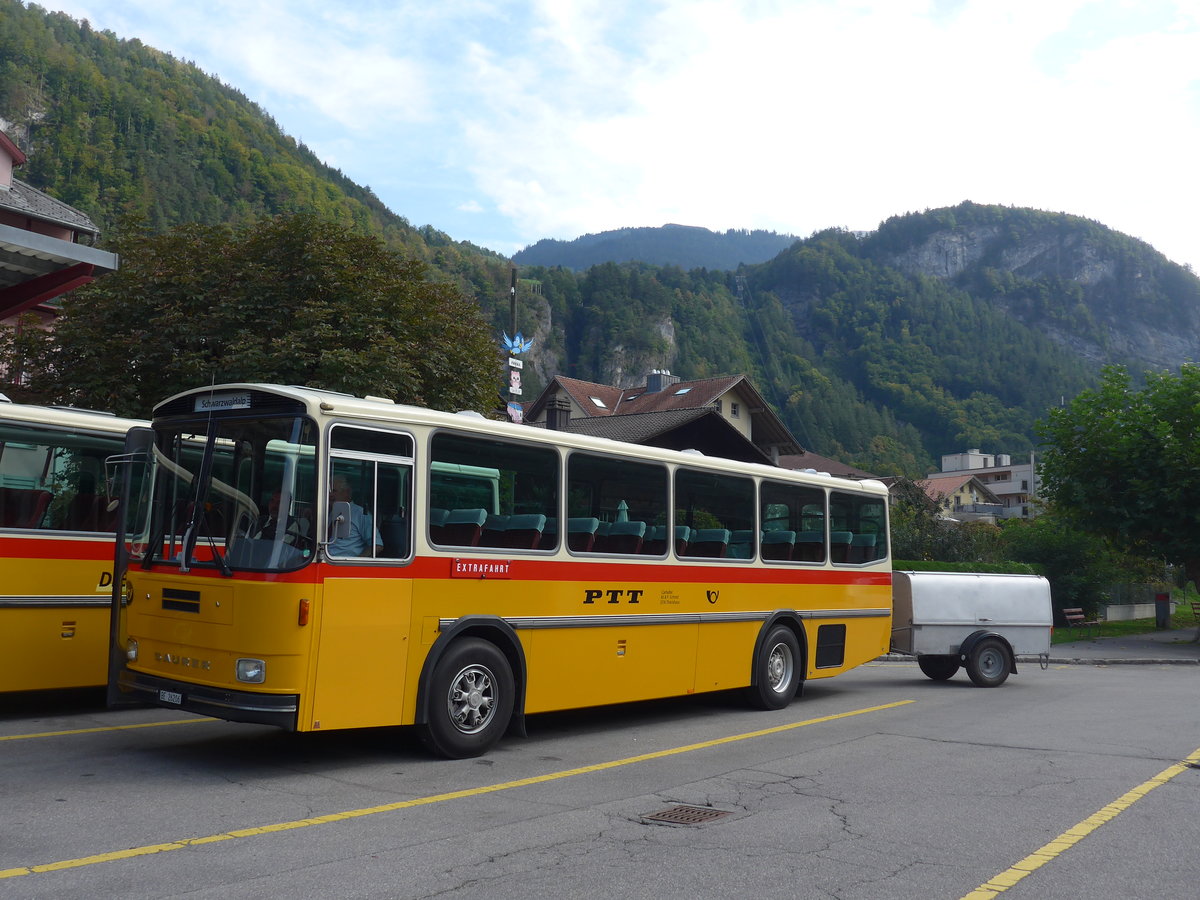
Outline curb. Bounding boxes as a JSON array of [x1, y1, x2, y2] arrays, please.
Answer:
[[876, 653, 1200, 666]]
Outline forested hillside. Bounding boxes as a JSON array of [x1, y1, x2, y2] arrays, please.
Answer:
[[5, 3, 1200, 477], [0, 1, 508, 298], [513, 224, 798, 271]]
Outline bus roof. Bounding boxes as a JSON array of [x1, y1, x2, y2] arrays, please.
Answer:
[[0, 397, 149, 434], [153, 383, 889, 496]]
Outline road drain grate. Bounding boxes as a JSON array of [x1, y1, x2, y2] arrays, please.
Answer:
[[642, 805, 733, 825]]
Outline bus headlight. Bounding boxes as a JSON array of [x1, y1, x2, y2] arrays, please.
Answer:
[[236, 658, 266, 683], [125, 639, 138, 661]]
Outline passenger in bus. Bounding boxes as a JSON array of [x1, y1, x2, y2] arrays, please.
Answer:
[[327, 475, 382, 557]]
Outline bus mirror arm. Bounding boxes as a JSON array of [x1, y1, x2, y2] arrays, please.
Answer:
[[329, 501, 352, 541]]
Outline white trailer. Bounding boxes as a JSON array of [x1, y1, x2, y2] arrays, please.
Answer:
[[890, 571, 1052, 686]]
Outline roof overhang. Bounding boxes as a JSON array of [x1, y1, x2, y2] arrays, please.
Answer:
[[0, 223, 118, 319]]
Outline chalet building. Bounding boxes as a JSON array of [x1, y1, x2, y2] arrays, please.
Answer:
[[522, 370, 803, 465], [934, 449, 1039, 518], [921, 472, 1004, 523], [0, 130, 118, 334]]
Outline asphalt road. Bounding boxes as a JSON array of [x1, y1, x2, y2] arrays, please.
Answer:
[[2, 659, 1198, 899]]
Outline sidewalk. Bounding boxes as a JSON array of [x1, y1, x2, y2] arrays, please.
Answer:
[[1039, 625, 1200, 665]]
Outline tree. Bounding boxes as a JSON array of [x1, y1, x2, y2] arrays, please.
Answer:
[[10, 214, 500, 417], [1038, 364, 1200, 587]]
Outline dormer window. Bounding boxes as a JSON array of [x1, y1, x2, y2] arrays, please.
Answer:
[[589, 397, 607, 408]]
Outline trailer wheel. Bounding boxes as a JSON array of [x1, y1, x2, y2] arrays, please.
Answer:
[[965, 638, 1010, 687], [420, 638, 514, 758], [745, 625, 801, 710], [917, 655, 960, 681]]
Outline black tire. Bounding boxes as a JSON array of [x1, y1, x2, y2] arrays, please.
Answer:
[[917, 655, 960, 681], [420, 638, 515, 758], [965, 638, 1010, 687], [745, 625, 802, 710]]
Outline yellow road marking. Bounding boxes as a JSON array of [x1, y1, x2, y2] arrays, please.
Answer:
[[0, 718, 215, 742], [0, 699, 913, 880], [962, 745, 1200, 899]]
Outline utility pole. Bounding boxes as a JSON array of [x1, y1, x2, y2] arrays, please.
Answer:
[[502, 267, 532, 422]]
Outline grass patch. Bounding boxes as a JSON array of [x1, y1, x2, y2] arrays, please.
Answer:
[[1053, 609, 1200, 644]]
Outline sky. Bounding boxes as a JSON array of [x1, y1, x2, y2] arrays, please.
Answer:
[[35, 0, 1200, 270]]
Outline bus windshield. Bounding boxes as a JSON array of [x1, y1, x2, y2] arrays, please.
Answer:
[[134, 415, 318, 572]]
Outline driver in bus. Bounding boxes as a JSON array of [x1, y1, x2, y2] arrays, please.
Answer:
[[255, 490, 310, 548], [327, 475, 383, 557]]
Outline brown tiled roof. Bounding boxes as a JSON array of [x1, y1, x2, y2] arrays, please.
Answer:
[[565, 407, 712, 442], [523, 372, 802, 459], [615, 375, 742, 414], [920, 473, 1000, 504], [778, 452, 876, 479], [566, 408, 774, 465], [546, 375, 625, 416]]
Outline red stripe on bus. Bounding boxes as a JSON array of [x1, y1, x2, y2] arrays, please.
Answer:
[[120, 555, 891, 587], [0, 535, 115, 561]]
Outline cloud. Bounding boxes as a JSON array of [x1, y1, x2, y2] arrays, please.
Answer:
[[452, 0, 1200, 269], [37, 0, 1200, 269]]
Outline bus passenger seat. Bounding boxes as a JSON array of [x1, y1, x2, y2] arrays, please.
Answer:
[[794, 531, 824, 562], [428, 508, 449, 544], [500, 513, 547, 549], [443, 508, 487, 546], [848, 533, 877, 563], [597, 520, 645, 554], [830, 531, 853, 563], [566, 517, 600, 552], [761, 530, 796, 561], [674, 525, 692, 555], [0, 487, 53, 529], [687, 528, 731, 558], [642, 525, 667, 555], [727, 529, 755, 558], [480, 514, 510, 547]]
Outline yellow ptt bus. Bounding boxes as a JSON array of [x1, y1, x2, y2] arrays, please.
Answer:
[[0, 396, 145, 692], [109, 384, 892, 757]]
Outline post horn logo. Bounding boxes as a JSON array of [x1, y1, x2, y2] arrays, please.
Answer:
[[706, 590, 719, 604]]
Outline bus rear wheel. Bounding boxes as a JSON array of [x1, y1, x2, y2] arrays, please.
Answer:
[[745, 625, 802, 710], [420, 638, 515, 758]]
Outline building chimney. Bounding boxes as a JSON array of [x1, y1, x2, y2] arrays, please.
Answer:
[[646, 369, 681, 393], [546, 396, 571, 431]]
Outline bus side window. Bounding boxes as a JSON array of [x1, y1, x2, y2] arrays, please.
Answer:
[[430, 432, 559, 551], [675, 468, 755, 560], [567, 452, 667, 556], [329, 426, 414, 561], [757, 486, 829, 564]]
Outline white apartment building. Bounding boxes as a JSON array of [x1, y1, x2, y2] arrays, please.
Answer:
[[935, 449, 1039, 518]]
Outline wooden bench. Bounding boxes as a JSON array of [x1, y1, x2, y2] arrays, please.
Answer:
[[1062, 607, 1100, 637]]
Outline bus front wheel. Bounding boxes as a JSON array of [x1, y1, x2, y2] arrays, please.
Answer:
[[745, 625, 802, 710], [421, 638, 515, 758]]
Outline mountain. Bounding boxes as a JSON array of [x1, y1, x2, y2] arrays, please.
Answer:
[[510, 205, 1200, 474], [513, 224, 798, 271], [5, 5, 1200, 477]]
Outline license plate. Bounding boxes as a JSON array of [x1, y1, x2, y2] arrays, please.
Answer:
[[159, 689, 183, 705]]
